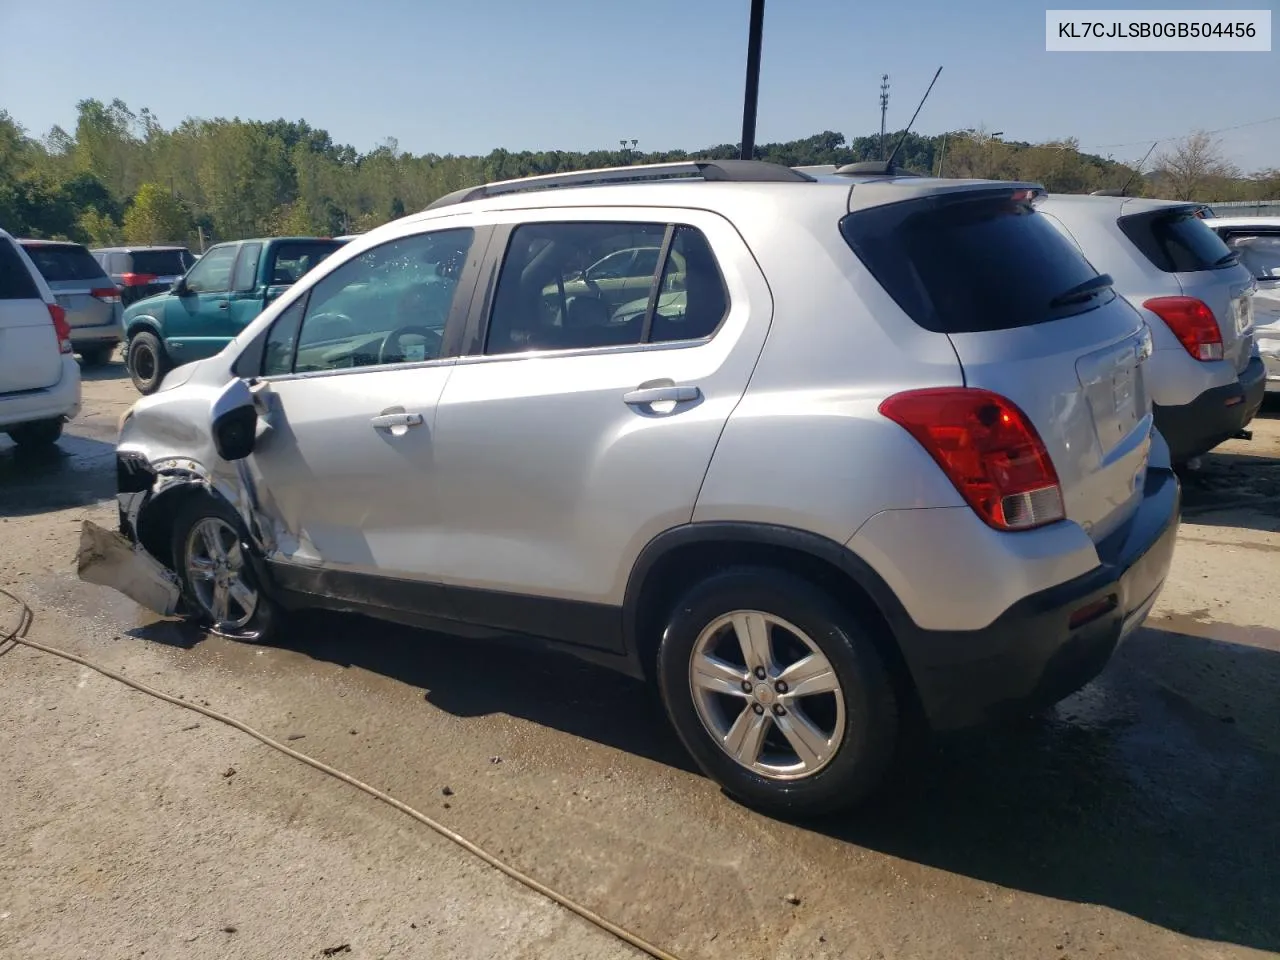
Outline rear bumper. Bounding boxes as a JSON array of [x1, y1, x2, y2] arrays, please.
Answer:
[[0, 355, 82, 430], [895, 467, 1180, 731], [70, 324, 123, 347], [1152, 355, 1267, 461]]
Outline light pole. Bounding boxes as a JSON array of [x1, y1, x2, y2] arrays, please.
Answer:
[[740, 0, 765, 160]]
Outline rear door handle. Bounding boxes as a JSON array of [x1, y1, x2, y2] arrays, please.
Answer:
[[623, 385, 702, 406], [217, 301, 229, 309], [370, 412, 424, 429]]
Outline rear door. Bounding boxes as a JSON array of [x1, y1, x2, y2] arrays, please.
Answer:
[[0, 237, 62, 393], [1118, 205, 1256, 373], [842, 188, 1152, 545], [162, 243, 241, 363], [20, 242, 119, 334], [427, 211, 768, 640]]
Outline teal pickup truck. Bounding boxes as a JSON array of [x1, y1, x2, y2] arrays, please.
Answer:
[[123, 236, 347, 393]]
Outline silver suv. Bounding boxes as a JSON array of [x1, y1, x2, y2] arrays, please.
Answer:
[[1038, 195, 1265, 463], [103, 161, 1180, 815]]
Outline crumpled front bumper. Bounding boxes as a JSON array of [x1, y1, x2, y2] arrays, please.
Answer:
[[76, 519, 181, 616]]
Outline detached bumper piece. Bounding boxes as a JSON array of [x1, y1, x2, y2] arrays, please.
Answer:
[[77, 519, 181, 617], [898, 467, 1181, 731]]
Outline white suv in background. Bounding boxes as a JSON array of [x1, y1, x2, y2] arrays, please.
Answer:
[[1203, 216, 1280, 393], [0, 227, 82, 449], [1038, 196, 1265, 463], [104, 162, 1179, 815]]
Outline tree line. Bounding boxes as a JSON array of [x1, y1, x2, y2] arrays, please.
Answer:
[[2, 98, 1276, 250]]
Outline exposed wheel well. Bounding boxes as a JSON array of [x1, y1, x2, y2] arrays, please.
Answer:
[[135, 483, 212, 571], [630, 538, 923, 718]]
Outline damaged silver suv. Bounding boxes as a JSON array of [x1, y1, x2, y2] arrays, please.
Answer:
[[97, 161, 1180, 815]]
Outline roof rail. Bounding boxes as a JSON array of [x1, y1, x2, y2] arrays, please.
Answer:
[[834, 160, 921, 178], [1089, 188, 1128, 197], [423, 159, 814, 210]]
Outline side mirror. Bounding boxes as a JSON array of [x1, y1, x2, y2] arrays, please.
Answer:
[[171, 278, 188, 295], [210, 378, 258, 461]]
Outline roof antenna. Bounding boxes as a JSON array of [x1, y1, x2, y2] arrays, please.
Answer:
[[1092, 140, 1158, 197], [837, 66, 942, 177]]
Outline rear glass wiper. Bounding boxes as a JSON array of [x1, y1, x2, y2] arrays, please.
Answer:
[[1050, 273, 1114, 308], [1212, 251, 1239, 267]]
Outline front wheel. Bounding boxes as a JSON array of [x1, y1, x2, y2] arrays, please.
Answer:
[[657, 568, 899, 817], [127, 331, 170, 394], [170, 495, 279, 642]]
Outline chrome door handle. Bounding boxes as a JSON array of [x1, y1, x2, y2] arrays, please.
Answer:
[[623, 385, 702, 405], [370, 412, 424, 429]]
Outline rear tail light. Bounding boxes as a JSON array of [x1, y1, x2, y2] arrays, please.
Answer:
[[47, 304, 73, 354], [1143, 296, 1223, 361], [90, 287, 121, 304], [119, 272, 158, 287], [879, 388, 1065, 531]]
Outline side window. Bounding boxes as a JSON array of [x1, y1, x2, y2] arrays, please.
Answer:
[[648, 227, 729, 343], [232, 243, 262, 292], [1224, 233, 1280, 282], [184, 245, 238, 294], [485, 223, 668, 354], [0, 238, 40, 300], [291, 228, 473, 374], [262, 296, 306, 376]]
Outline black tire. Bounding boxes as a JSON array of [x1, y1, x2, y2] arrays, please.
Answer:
[[127, 331, 170, 395], [657, 567, 899, 817], [6, 419, 64, 449], [79, 344, 115, 367], [170, 494, 280, 643]]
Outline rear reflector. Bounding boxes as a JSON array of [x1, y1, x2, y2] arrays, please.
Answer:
[[1143, 296, 1223, 361], [47, 304, 73, 354], [879, 388, 1065, 531], [90, 287, 121, 303], [120, 273, 158, 286], [1068, 595, 1118, 629]]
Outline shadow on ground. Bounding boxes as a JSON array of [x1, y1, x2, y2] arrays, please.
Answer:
[[78, 357, 129, 382], [0, 433, 117, 517], [130, 606, 1280, 953]]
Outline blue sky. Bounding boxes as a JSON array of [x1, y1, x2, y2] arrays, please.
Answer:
[[2, 0, 1277, 171]]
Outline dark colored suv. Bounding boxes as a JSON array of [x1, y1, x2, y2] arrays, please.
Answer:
[[91, 246, 197, 307]]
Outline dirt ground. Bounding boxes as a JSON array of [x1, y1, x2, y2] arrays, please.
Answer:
[[1, 356, 1277, 960]]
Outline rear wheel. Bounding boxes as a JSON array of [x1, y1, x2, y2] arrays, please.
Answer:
[[657, 567, 899, 817], [6, 419, 64, 449], [127, 331, 170, 394], [171, 495, 279, 642], [79, 344, 115, 367]]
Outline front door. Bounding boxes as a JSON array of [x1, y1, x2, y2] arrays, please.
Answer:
[[163, 242, 242, 363], [244, 226, 481, 603], [426, 213, 772, 648]]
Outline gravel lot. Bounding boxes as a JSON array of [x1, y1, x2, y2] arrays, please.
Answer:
[[1, 355, 1277, 960]]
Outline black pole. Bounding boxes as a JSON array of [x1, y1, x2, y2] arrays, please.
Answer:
[[740, 0, 765, 160]]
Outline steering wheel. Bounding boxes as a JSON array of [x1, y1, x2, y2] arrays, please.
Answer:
[[306, 311, 355, 337], [378, 325, 443, 365]]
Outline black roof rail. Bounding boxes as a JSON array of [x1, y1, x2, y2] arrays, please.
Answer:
[[423, 159, 814, 210]]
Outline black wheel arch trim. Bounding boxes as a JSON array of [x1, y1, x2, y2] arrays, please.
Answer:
[[621, 521, 915, 658]]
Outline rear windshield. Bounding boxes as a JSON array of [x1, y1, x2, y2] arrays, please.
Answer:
[[22, 243, 108, 283], [127, 249, 194, 275], [840, 192, 1108, 334], [268, 241, 343, 285], [0, 239, 41, 300], [1118, 207, 1237, 273]]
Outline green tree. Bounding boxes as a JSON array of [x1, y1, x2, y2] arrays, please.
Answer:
[[123, 182, 190, 244]]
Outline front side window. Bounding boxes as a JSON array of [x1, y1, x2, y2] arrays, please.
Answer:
[[484, 222, 727, 354], [290, 228, 473, 373], [184, 245, 238, 294]]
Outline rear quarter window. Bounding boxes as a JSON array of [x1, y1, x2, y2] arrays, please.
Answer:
[[0, 239, 41, 300], [840, 193, 1108, 334], [1118, 207, 1237, 273], [22, 243, 109, 283]]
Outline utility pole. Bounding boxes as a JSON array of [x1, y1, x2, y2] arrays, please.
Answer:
[[879, 74, 890, 160], [740, 0, 766, 160]]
